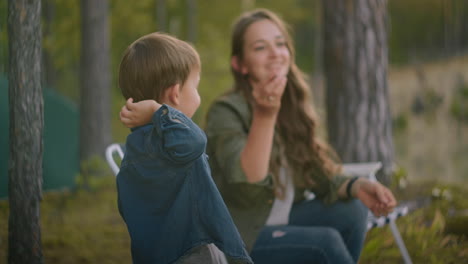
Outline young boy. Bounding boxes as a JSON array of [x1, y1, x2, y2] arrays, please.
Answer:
[[117, 32, 252, 264]]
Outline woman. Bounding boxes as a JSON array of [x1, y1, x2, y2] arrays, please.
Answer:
[[204, 8, 396, 264]]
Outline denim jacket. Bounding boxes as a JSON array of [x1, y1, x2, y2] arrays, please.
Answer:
[[117, 104, 252, 264]]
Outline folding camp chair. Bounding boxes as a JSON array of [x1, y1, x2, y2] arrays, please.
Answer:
[[342, 162, 412, 264], [105, 143, 125, 176], [105, 143, 412, 264]]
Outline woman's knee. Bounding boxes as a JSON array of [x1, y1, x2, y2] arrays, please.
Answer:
[[252, 226, 353, 264], [317, 227, 345, 247], [346, 199, 368, 225]]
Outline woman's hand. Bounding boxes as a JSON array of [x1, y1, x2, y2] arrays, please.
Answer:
[[239, 75, 287, 183], [120, 98, 161, 128], [353, 179, 397, 217], [250, 74, 287, 116]]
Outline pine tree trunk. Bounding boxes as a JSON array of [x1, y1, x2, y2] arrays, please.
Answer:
[[80, 0, 111, 162], [322, 0, 394, 184], [7, 0, 44, 263], [157, 0, 167, 32], [186, 0, 197, 43]]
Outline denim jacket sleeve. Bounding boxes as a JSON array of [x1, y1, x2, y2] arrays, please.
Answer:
[[152, 104, 206, 165]]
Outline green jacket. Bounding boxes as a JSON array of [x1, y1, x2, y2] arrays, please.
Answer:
[[205, 90, 348, 250]]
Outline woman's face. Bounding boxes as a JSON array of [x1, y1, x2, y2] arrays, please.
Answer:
[[239, 19, 290, 84]]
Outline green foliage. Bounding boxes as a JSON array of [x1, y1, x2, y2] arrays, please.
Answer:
[[410, 87, 444, 126], [42, 0, 81, 101], [0, 0, 7, 74], [390, 165, 409, 190], [361, 180, 468, 264], [450, 79, 468, 123], [110, 0, 157, 76], [393, 113, 408, 133], [0, 176, 131, 263], [388, 0, 468, 64], [388, 0, 445, 64], [76, 155, 112, 191]]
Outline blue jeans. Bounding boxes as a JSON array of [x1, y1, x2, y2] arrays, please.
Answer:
[[250, 199, 368, 264]]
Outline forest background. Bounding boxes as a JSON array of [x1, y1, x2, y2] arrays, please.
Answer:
[[1, 0, 468, 263], [2, 0, 467, 183]]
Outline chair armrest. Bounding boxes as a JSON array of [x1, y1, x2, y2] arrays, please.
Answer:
[[367, 205, 409, 230], [105, 143, 124, 176], [342, 162, 382, 182]]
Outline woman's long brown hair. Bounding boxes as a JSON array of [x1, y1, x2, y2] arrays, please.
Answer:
[[230, 8, 341, 198]]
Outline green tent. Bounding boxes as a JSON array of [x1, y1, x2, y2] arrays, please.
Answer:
[[0, 76, 79, 198]]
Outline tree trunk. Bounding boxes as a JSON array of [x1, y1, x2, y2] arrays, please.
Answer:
[[322, 0, 394, 185], [186, 0, 197, 43], [157, 0, 167, 32], [7, 0, 44, 263], [80, 0, 111, 162], [0, 10, 7, 73]]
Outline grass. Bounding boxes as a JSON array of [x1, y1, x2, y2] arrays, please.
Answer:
[[360, 180, 468, 263], [0, 172, 467, 263], [0, 174, 132, 263]]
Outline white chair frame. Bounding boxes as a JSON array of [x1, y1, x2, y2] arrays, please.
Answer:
[[342, 162, 412, 264], [105, 143, 125, 176]]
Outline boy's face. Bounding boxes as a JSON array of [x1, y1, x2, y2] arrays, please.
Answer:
[[178, 67, 201, 118]]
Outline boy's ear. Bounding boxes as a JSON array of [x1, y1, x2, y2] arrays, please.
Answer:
[[231, 56, 247, 75], [164, 83, 181, 106]]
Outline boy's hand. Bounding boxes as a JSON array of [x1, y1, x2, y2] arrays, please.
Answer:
[[120, 98, 161, 128]]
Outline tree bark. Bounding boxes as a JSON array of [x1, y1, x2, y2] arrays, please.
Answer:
[[186, 0, 197, 43], [322, 0, 394, 184], [157, 0, 167, 32], [7, 0, 44, 263], [80, 0, 111, 162]]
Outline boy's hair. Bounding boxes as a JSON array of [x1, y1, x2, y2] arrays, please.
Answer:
[[119, 32, 200, 102]]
